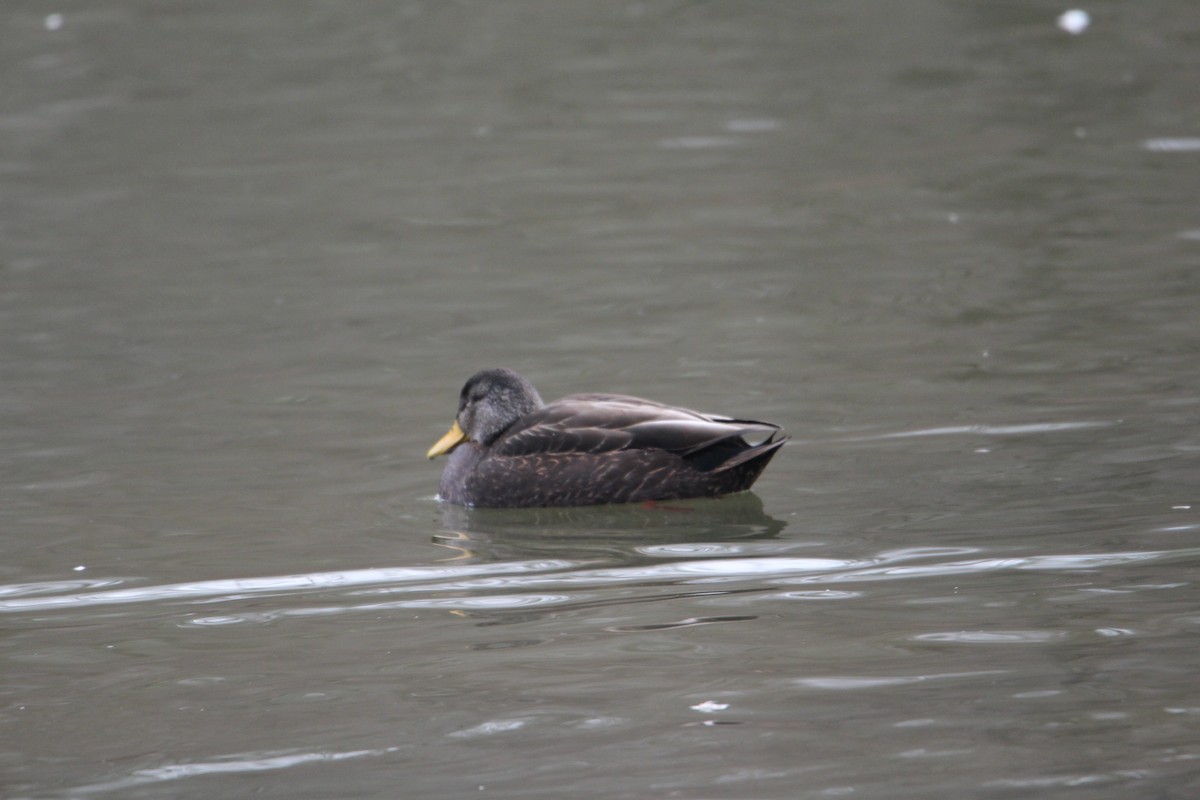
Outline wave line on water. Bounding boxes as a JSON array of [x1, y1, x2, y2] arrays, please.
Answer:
[[843, 420, 1112, 441], [5, 545, 1196, 618], [795, 670, 1009, 690], [0, 559, 582, 613], [64, 745, 403, 795]]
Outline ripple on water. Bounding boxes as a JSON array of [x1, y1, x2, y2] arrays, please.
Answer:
[[394, 593, 574, 610], [635, 542, 748, 557], [777, 590, 863, 600], [447, 719, 528, 738], [605, 614, 758, 632], [187, 616, 248, 626], [5, 546, 1198, 629], [0, 577, 127, 599], [795, 670, 1008, 690], [912, 630, 1069, 644], [62, 746, 403, 796]]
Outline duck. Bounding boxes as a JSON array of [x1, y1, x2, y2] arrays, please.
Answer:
[[426, 368, 787, 508]]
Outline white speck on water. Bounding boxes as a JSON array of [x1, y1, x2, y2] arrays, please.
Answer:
[[895, 718, 936, 728], [1057, 9, 1090, 35], [1096, 628, 1135, 637], [447, 719, 526, 738], [691, 700, 729, 712], [45, 13, 64, 31], [73, 565, 86, 572]]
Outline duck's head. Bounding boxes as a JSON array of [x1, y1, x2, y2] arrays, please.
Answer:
[[427, 368, 544, 458]]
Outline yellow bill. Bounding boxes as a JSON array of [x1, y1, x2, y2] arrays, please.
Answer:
[[427, 420, 468, 459]]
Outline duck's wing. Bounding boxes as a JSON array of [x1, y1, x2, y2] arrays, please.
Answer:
[[492, 393, 784, 458]]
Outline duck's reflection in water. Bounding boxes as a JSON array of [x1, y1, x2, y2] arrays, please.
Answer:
[[432, 492, 787, 563]]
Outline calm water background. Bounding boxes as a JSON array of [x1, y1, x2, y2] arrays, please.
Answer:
[[3, 1, 1199, 798]]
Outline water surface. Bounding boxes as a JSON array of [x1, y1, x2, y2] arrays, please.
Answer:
[[3, 2, 1199, 798]]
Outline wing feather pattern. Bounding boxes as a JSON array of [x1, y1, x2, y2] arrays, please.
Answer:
[[492, 392, 784, 467]]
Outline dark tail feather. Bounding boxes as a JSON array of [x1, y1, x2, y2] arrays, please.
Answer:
[[717, 433, 788, 472], [684, 432, 788, 474]]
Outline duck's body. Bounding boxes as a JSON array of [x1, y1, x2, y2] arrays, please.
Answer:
[[427, 369, 787, 508]]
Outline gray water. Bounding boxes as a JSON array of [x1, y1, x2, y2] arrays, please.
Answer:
[[3, 2, 1199, 798]]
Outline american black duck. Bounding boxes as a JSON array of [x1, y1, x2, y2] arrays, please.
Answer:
[[427, 368, 787, 508]]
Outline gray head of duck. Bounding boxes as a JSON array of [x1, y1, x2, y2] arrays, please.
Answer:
[[427, 368, 544, 457]]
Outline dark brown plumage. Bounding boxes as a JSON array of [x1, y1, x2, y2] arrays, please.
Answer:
[[427, 368, 787, 508]]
